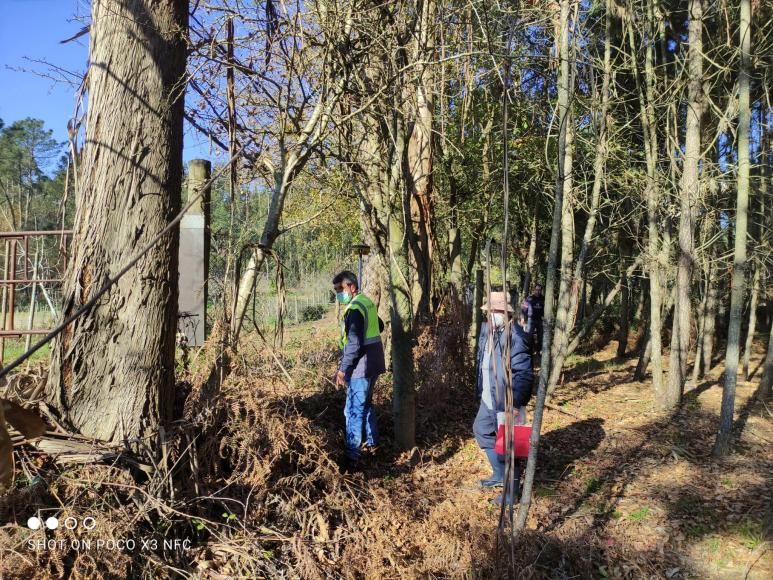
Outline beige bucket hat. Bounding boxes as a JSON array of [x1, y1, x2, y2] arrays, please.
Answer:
[[481, 291, 515, 312]]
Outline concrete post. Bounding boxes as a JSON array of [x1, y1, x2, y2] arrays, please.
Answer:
[[178, 159, 211, 346]]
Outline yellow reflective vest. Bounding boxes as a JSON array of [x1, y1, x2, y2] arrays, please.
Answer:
[[339, 294, 382, 349]]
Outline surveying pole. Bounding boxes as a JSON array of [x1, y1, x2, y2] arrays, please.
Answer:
[[351, 244, 371, 289]]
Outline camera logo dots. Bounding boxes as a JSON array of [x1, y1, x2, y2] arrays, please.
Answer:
[[27, 515, 96, 530], [27, 517, 42, 530]]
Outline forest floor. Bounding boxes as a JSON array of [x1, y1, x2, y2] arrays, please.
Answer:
[[181, 309, 771, 579], [1, 308, 771, 579], [245, 310, 772, 578]]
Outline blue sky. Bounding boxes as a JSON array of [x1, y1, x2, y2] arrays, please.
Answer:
[[0, 0, 89, 144], [1, 0, 211, 163]]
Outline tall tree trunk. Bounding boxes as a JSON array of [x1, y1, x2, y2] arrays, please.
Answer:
[[46, 0, 188, 443], [359, 179, 392, 364], [464, 111, 494, 282], [640, 280, 678, 380], [465, 234, 480, 283], [742, 264, 760, 380], [628, 0, 665, 402], [714, 0, 751, 456], [447, 209, 463, 291], [760, 321, 773, 399], [469, 267, 484, 357], [635, 326, 652, 381], [547, 0, 611, 393], [701, 261, 718, 375], [633, 277, 645, 323], [757, 115, 771, 398], [564, 255, 644, 357], [515, 0, 575, 532], [224, 16, 238, 327], [690, 272, 708, 384], [405, 0, 436, 320], [390, 112, 416, 450], [442, 34, 462, 293], [521, 214, 538, 299], [717, 292, 729, 340], [230, 67, 348, 341], [668, 0, 703, 407], [617, 234, 633, 358], [579, 273, 588, 322], [690, 215, 714, 384], [549, 114, 575, 364]]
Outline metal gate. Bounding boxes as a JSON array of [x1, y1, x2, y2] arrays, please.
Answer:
[[0, 230, 72, 365]]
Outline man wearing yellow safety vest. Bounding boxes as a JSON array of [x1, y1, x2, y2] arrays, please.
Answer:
[[332, 271, 386, 470]]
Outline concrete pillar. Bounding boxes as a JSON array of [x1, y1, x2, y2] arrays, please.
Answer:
[[178, 159, 211, 346]]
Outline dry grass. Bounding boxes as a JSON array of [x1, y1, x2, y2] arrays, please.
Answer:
[[0, 310, 771, 579]]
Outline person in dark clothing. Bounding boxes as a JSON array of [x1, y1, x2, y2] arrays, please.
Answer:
[[523, 284, 545, 354], [332, 271, 386, 468], [473, 291, 533, 495]]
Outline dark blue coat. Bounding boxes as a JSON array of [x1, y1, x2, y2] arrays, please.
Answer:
[[476, 317, 533, 410], [523, 294, 545, 324], [339, 309, 386, 379]]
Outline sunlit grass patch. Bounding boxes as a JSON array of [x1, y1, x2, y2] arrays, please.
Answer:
[[2, 337, 50, 364], [705, 537, 721, 553], [719, 476, 737, 489], [731, 518, 764, 550], [628, 506, 650, 522]]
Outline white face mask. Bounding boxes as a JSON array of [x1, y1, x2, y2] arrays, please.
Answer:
[[492, 312, 506, 328]]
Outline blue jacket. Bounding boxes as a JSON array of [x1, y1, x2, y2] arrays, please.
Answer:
[[523, 294, 545, 325], [339, 308, 386, 379], [476, 315, 533, 410]]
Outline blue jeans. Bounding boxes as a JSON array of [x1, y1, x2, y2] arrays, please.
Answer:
[[473, 401, 497, 450], [344, 377, 379, 460]]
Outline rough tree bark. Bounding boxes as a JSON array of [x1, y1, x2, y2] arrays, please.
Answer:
[[633, 276, 645, 324], [690, 272, 708, 384], [668, 0, 703, 407], [352, 96, 393, 364], [447, 180, 463, 291], [635, 326, 652, 381], [342, 4, 422, 450], [521, 214, 538, 298], [405, 0, 436, 319], [701, 261, 719, 375], [760, 321, 773, 399], [469, 267, 484, 356], [742, 264, 760, 380], [549, 111, 575, 361], [389, 105, 416, 450], [548, 0, 611, 394], [617, 233, 633, 358], [627, 0, 664, 396], [515, 0, 575, 533], [690, 217, 715, 384], [714, 0, 751, 456], [46, 0, 188, 443]]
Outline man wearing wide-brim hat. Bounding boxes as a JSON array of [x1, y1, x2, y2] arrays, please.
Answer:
[[472, 291, 534, 503]]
